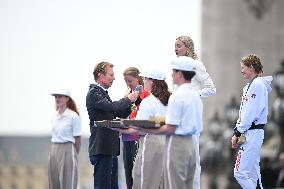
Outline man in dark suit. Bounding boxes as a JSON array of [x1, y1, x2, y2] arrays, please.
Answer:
[[86, 61, 139, 189]]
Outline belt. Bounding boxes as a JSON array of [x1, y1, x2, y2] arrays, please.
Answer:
[[248, 122, 265, 130]]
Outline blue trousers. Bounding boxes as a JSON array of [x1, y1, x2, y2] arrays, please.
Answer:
[[89, 155, 118, 189]]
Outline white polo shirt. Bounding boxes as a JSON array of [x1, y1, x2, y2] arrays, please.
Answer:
[[166, 83, 203, 135], [136, 94, 167, 120], [51, 108, 81, 143]]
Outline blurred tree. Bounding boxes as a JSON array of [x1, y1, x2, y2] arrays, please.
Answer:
[[272, 59, 284, 153]]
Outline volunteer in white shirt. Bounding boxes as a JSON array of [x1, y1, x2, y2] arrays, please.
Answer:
[[175, 36, 216, 189], [118, 68, 171, 189], [48, 89, 81, 189], [231, 54, 273, 189], [142, 57, 203, 189]]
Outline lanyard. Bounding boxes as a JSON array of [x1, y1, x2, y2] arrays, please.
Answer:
[[237, 75, 258, 124]]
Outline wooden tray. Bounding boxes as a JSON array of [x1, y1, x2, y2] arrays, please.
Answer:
[[122, 120, 158, 128], [95, 116, 165, 129], [95, 120, 128, 129]]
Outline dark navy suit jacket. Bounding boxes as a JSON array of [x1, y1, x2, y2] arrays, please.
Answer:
[[86, 84, 132, 156]]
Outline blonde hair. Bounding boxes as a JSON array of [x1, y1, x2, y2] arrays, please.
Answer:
[[176, 36, 198, 60], [123, 67, 143, 85]]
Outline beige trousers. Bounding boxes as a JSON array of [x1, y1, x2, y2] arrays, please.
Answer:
[[164, 135, 196, 189], [48, 143, 78, 189], [132, 134, 165, 189]]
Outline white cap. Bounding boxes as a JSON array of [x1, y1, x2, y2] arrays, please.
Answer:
[[140, 68, 166, 80], [51, 88, 71, 97], [169, 56, 196, 72]]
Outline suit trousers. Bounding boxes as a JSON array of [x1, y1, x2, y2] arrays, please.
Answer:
[[89, 155, 118, 189]]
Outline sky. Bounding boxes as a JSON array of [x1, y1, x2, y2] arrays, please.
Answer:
[[0, 0, 201, 136]]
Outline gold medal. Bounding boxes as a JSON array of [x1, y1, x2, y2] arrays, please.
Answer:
[[237, 134, 246, 145]]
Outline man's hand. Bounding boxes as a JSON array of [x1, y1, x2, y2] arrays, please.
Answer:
[[231, 135, 239, 149], [127, 91, 139, 102]]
